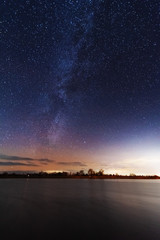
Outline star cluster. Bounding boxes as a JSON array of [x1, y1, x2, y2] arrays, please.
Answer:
[[0, 0, 160, 173]]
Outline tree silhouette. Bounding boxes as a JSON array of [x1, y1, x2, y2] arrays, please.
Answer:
[[97, 169, 104, 176], [88, 169, 95, 176], [79, 170, 85, 176]]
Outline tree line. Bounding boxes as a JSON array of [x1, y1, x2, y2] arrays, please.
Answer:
[[0, 169, 159, 179]]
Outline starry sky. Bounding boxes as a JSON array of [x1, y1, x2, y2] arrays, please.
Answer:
[[0, 0, 160, 174]]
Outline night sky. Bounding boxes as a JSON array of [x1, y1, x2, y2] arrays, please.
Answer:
[[0, 0, 160, 174]]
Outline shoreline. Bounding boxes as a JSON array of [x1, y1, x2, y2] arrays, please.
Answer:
[[0, 174, 159, 179]]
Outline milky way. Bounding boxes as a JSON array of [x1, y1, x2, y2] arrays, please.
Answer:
[[0, 1, 160, 173]]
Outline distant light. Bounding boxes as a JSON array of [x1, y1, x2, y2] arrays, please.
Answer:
[[45, 170, 63, 174]]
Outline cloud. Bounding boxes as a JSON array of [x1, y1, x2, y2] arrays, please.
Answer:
[[0, 154, 34, 161], [0, 154, 54, 165], [38, 158, 54, 163], [57, 162, 87, 167], [0, 154, 88, 168], [0, 162, 38, 166]]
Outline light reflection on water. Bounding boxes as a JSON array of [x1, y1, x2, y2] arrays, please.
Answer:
[[0, 179, 160, 239]]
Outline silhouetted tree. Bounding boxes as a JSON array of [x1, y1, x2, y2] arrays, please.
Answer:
[[97, 169, 104, 176], [88, 169, 95, 176], [130, 173, 136, 177], [79, 170, 85, 176]]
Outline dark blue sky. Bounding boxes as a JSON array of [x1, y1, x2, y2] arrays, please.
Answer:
[[0, 0, 160, 173]]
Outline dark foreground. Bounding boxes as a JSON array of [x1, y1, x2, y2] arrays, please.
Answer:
[[0, 171, 159, 179], [0, 179, 160, 240]]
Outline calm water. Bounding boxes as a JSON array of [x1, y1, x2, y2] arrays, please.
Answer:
[[0, 179, 160, 239]]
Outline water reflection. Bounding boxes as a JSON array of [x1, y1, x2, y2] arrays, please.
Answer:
[[0, 179, 160, 239]]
